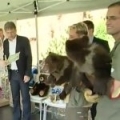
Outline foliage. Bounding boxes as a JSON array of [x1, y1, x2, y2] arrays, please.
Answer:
[[41, 30, 68, 59], [40, 19, 114, 60], [94, 20, 114, 41], [94, 19, 114, 50]]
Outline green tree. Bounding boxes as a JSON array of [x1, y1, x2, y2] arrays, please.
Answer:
[[94, 20, 114, 50], [41, 30, 68, 59], [95, 20, 112, 40]]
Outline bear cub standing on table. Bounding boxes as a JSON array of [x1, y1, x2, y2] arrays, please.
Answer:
[[30, 74, 50, 97], [43, 52, 93, 100], [66, 35, 114, 97]]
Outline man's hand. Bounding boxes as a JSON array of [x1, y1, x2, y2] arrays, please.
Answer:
[[24, 75, 30, 83], [110, 80, 120, 99], [84, 88, 100, 103]]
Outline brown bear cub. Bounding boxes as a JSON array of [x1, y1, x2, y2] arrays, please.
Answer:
[[43, 52, 93, 100], [65, 36, 114, 97]]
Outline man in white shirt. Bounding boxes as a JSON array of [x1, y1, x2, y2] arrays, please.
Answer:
[[3, 21, 32, 120]]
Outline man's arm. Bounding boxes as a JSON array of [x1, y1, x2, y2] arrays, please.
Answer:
[[24, 38, 32, 77], [84, 43, 120, 102], [110, 44, 120, 98]]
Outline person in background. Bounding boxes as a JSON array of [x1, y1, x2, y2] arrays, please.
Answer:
[[84, 1, 120, 120], [65, 22, 90, 120], [0, 34, 5, 89], [0, 28, 5, 65], [0, 28, 5, 42], [3, 21, 32, 120], [83, 20, 110, 120], [83, 20, 110, 52]]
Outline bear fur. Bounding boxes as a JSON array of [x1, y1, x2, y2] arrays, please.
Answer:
[[65, 36, 113, 96], [30, 74, 50, 97], [43, 52, 93, 100]]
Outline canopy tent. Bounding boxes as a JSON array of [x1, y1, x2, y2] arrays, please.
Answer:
[[0, 0, 119, 75], [0, 0, 119, 21]]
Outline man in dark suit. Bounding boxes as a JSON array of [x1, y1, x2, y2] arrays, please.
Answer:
[[3, 22, 32, 120], [83, 20, 110, 120], [83, 20, 110, 52]]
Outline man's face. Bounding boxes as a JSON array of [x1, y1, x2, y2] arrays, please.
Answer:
[[5, 28, 16, 40], [68, 28, 85, 40], [106, 6, 120, 36], [68, 28, 79, 40]]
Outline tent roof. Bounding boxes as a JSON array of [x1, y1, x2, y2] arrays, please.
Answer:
[[0, 0, 119, 21]]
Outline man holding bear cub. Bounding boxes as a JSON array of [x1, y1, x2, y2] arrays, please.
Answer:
[[84, 1, 120, 120]]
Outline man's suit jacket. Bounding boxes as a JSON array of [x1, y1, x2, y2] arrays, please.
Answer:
[[93, 37, 110, 52], [3, 35, 32, 79]]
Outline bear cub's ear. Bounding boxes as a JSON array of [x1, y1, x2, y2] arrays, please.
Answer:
[[46, 52, 60, 62], [65, 35, 89, 53], [39, 74, 48, 82], [65, 36, 89, 63]]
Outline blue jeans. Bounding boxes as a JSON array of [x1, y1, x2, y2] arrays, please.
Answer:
[[10, 70, 31, 120]]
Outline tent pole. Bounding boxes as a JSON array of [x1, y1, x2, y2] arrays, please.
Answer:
[[34, 0, 40, 80]]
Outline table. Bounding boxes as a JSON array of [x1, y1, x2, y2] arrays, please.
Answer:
[[30, 95, 47, 120], [43, 98, 66, 120]]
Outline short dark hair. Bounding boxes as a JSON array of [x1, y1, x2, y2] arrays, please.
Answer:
[[83, 20, 94, 30], [4, 21, 16, 30], [108, 1, 120, 8]]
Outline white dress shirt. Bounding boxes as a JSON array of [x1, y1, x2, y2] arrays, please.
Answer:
[[9, 38, 18, 70]]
